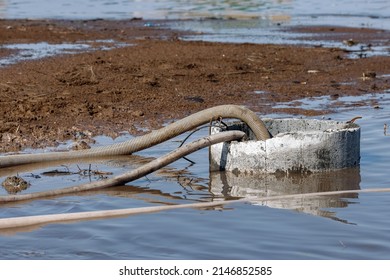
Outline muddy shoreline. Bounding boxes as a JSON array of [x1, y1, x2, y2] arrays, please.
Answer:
[[1, 19, 389, 152]]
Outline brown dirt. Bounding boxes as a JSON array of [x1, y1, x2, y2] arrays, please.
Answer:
[[1, 19, 389, 152]]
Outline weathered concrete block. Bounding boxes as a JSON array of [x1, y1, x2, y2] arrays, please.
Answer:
[[209, 118, 360, 173]]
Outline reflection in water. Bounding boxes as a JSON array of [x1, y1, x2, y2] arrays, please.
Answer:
[[1, 0, 389, 32], [0, 154, 206, 196], [0, 0, 5, 18], [0, 150, 362, 235], [0, 0, 292, 21], [0, 122, 362, 235], [152, 0, 292, 20], [273, 92, 390, 112], [209, 167, 361, 222], [0, 142, 361, 222]]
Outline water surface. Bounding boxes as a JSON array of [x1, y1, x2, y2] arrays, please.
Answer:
[[0, 0, 389, 30], [1, 94, 390, 259], [1, 0, 390, 260]]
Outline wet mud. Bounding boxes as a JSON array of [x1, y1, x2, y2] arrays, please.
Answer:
[[0, 19, 389, 152]]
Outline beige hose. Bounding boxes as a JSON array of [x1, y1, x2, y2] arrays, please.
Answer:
[[1, 187, 390, 230], [0, 105, 271, 168], [0, 105, 270, 229], [0, 130, 246, 202]]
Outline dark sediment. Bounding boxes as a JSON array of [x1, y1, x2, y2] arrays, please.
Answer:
[[0, 19, 389, 152]]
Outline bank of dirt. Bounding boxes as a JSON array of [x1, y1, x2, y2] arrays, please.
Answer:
[[0, 19, 389, 152]]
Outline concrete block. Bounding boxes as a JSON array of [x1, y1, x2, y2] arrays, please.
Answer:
[[209, 118, 360, 173]]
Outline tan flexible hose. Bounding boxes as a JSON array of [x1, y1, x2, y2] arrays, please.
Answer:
[[0, 130, 246, 202], [1, 187, 390, 230], [0, 105, 271, 168]]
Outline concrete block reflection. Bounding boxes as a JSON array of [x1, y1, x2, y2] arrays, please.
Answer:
[[209, 167, 360, 222]]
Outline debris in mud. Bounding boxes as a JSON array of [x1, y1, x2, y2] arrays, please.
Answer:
[[41, 165, 113, 179], [56, 64, 99, 86], [68, 140, 91, 150], [343, 39, 358, 46], [1, 175, 30, 194], [346, 116, 362, 124], [76, 164, 113, 178], [0, 19, 390, 153], [131, 110, 144, 117], [184, 96, 205, 103], [362, 71, 376, 80], [41, 168, 74, 176]]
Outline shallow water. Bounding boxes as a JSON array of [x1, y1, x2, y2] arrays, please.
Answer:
[[172, 20, 390, 58], [1, 0, 389, 30], [0, 40, 130, 67], [273, 90, 390, 111], [1, 1, 389, 65], [1, 0, 390, 261], [1, 93, 390, 259]]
